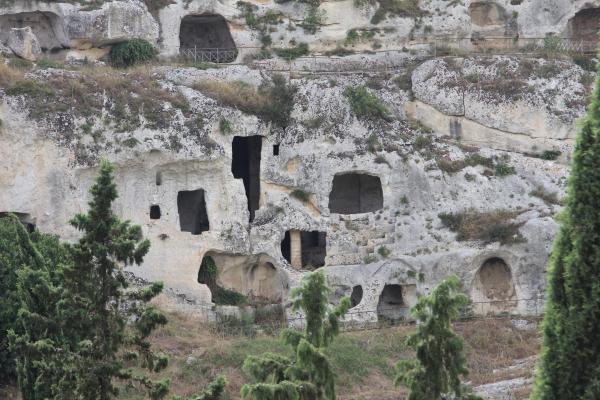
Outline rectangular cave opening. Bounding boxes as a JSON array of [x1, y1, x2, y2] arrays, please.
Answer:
[[232, 135, 262, 222], [150, 205, 161, 220], [328, 173, 383, 214], [177, 189, 209, 235], [280, 230, 326, 270]]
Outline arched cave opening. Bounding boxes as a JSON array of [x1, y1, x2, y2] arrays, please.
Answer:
[[350, 285, 363, 308], [179, 14, 237, 62], [468, 1, 507, 27], [0, 212, 36, 233], [199, 253, 284, 304], [472, 257, 517, 314], [328, 173, 383, 214], [568, 8, 600, 49], [177, 189, 209, 234], [377, 284, 415, 321], [281, 230, 326, 270], [232, 136, 262, 222], [0, 12, 68, 52]]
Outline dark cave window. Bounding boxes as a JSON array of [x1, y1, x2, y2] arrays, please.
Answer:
[[232, 136, 262, 222], [328, 173, 383, 214], [177, 189, 209, 234], [150, 205, 161, 220]]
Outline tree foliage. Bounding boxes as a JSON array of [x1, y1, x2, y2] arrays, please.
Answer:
[[530, 55, 600, 400], [9, 160, 169, 400], [241, 271, 350, 400], [394, 276, 481, 400], [110, 39, 156, 68]]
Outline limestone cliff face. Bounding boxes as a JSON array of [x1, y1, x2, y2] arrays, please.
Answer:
[[0, 0, 591, 322], [0, 51, 575, 321]]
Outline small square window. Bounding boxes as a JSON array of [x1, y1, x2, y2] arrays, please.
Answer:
[[150, 205, 161, 219]]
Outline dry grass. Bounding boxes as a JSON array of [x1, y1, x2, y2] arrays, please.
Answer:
[[193, 80, 266, 114], [456, 319, 541, 385], [438, 209, 526, 244], [0, 60, 25, 88], [2, 314, 541, 400]]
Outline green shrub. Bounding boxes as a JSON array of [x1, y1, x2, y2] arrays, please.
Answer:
[[259, 73, 297, 127], [290, 189, 309, 202], [343, 86, 391, 121], [219, 118, 232, 134], [539, 150, 561, 160], [412, 135, 432, 151], [494, 162, 516, 177], [573, 55, 596, 72], [542, 35, 561, 58], [377, 246, 391, 258], [110, 39, 156, 67], [300, 6, 323, 34], [274, 43, 309, 59]]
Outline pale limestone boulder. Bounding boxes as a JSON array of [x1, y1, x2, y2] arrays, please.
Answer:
[[8, 27, 41, 61]]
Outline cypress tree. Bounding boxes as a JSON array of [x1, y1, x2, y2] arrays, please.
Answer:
[[59, 159, 169, 400], [0, 215, 47, 384], [241, 270, 350, 400], [530, 58, 600, 400], [395, 275, 481, 400]]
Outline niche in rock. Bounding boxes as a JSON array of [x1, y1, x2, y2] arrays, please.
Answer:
[[0, 12, 68, 51], [469, 2, 507, 27], [281, 230, 326, 270], [0, 212, 36, 232], [150, 205, 161, 220], [232, 136, 262, 222], [377, 284, 415, 321], [179, 14, 237, 62], [200, 252, 285, 304], [177, 189, 209, 234], [350, 285, 363, 308], [471, 257, 517, 314], [328, 173, 383, 214], [568, 8, 600, 48]]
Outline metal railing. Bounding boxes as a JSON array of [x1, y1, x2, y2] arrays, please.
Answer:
[[179, 47, 238, 63], [208, 297, 545, 337]]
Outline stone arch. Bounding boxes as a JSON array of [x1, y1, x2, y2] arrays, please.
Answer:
[[179, 14, 237, 62], [471, 257, 517, 314], [377, 284, 415, 321], [0, 11, 69, 52], [201, 251, 285, 304], [469, 2, 507, 27], [328, 173, 383, 214]]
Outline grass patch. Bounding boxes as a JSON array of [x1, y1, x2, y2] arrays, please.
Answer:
[[343, 85, 391, 121], [274, 43, 309, 60], [494, 162, 516, 177], [438, 209, 525, 244], [194, 74, 296, 127], [7, 57, 33, 70], [530, 186, 561, 206], [219, 118, 232, 134], [110, 39, 157, 68], [370, 0, 426, 24]]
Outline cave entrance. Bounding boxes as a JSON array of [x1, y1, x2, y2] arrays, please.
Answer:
[[0, 12, 68, 52], [328, 173, 383, 214], [568, 8, 600, 51], [179, 14, 237, 63], [0, 212, 36, 233], [469, 2, 507, 27], [350, 285, 363, 308], [377, 284, 415, 321], [281, 230, 326, 270], [200, 252, 284, 304], [232, 136, 262, 222], [177, 189, 209, 234], [472, 257, 517, 314]]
